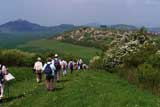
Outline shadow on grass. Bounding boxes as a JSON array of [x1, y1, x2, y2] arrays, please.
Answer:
[[58, 79, 70, 83], [3, 94, 25, 103], [54, 87, 64, 91]]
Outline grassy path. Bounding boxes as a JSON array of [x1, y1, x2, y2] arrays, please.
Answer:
[[2, 68, 160, 107]]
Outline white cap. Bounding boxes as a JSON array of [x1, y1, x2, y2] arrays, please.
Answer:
[[55, 54, 58, 57], [37, 57, 41, 61]]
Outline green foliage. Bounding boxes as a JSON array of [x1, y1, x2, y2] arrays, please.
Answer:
[[117, 45, 160, 93], [0, 49, 36, 66], [62, 38, 105, 49], [123, 45, 157, 68], [137, 64, 160, 92], [146, 54, 160, 68], [90, 56, 103, 69], [103, 56, 118, 73], [137, 64, 160, 84], [139, 27, 148, 35]]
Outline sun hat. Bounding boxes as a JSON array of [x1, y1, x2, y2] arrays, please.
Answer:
[[37, 57, 41, 61], [55, 54, 58, 57]]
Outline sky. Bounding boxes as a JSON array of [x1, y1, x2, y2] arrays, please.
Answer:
[[0, 0, 160, 27]]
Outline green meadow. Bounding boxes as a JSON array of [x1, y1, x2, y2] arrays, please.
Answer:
[[19, 39, 101, 62], [2, 67, 160, 107]]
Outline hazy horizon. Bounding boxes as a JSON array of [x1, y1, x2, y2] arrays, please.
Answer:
[[0, 0, 160, 27]]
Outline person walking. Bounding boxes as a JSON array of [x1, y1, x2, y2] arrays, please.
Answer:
[[52, 54, 61, 82], [61, 59, 67, 76], [33, 57, 43, 83], [68, 60, 74, 74], [79, 59, 83, 70], [43, 58, 56, 91], [77, 60, 81, 71], [0, 64, 8, 103]]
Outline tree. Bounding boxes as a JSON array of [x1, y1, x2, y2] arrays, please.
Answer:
[[139, 26, 148, 35]]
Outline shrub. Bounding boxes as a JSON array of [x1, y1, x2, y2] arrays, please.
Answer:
[[147, 53, 160, 68], [137, 64, 160, 92], [0, 49, 36, 66], [90, 56, 104, 69]]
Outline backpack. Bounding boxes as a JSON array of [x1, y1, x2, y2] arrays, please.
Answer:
[[44, 64, 52, 75], [54, 60, 61, 70], [70, 62, 74, 69]]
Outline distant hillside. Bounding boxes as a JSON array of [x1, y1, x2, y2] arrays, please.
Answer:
[[54, 27, 137, 49], [148, 27, 160, 33], [84, 23, 137, 30], [110, 24, 137, 30], [84, 22, 101, 27], [0, 19, 75, 32]]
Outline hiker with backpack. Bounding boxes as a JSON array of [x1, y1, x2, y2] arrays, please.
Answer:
[[0, 64, 8, 103], [79, 59, 83, 70], [77, 60, 81, 70], [61, 59, 67, 76], [68, 60, 74, 74], [52, 54, 61, 82], [43, 58, 56, 91], [33, 57, 43, 83]]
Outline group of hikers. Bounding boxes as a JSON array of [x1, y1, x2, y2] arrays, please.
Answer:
[[33, 54, 87, 91], [0, 53, 88, 103]]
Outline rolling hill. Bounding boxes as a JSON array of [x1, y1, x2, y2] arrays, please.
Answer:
[[0, 19, 76, 48], [0, 19, 75, 32], [110, 24, 137, 30], [53, 27, 135, 49]]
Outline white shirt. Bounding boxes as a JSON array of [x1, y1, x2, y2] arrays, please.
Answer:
[[34, 61, 43, 71], [61, 60, 67, 68]]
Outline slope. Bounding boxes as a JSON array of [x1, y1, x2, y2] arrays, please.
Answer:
[[18, 39, 101, 62]]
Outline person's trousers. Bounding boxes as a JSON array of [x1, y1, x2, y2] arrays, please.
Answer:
[[63, 69, 67, 76], [55, 70, 60, 81], [71, 68, 73, 74], [46, 75, 54, 91], [36, 73, 42, 83], [57, 70, 60, 81], [0, 83, 4, 99]]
